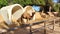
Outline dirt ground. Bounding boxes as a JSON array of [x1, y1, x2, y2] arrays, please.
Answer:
[[1, 22, 60, 34], [1, 17, 60, 34]]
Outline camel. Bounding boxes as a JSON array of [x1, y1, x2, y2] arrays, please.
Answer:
[[0, 4, 24, 27]]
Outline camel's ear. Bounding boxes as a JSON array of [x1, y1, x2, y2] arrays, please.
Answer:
[[11, 4, 24, 21], [12, 9, 23, 21]]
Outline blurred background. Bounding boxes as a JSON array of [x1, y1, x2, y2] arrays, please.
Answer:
[[0, 0, 60, 12]]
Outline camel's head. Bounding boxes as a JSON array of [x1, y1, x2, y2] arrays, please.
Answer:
[[22, 6, 35, 19]]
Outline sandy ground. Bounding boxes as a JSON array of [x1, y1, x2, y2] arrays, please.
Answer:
[[0, 17, 60, 34], [1, 21, 60, 34]]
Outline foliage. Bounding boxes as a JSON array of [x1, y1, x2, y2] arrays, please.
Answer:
[[0, 0, 46, 7], [0, 0, 59, 12], [0, 0, 8, 8], [53, 3, 60, 12]]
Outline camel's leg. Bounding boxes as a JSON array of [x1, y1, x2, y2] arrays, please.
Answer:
[[14, 21, 20, 26], [17, 18, 23, 25], [0, 22, 9, 29], [22, 18, 28, 24], [12, 19, 20, 26]]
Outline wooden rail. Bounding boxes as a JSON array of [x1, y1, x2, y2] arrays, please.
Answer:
[[29, 17, 60, 34], [1, 17, 60, 34]]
